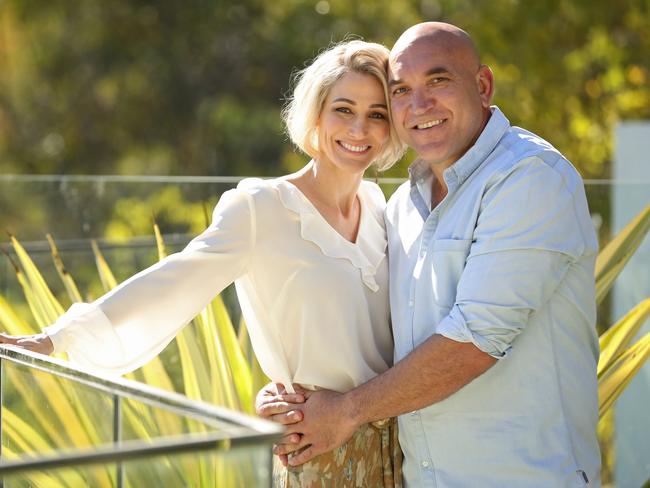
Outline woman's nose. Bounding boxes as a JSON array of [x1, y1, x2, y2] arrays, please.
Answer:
[[347, 118, 368, 138]]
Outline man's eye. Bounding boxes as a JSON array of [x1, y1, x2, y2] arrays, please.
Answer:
[[392, 87, 407, 96], [430, 77, 449, 84]]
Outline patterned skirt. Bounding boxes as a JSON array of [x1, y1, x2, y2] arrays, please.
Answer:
[[272, 418, 402, 488]]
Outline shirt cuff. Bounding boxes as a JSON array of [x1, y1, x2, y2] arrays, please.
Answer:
[[436, 305, 512, 359], [44, 302, 112, 354]]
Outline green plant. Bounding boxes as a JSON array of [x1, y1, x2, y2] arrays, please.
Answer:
[[596, 204, 650, 415], [0, 229, 268, 486]]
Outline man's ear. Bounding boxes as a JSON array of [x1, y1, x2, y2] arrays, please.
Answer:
[[476, 64, 494, 108]]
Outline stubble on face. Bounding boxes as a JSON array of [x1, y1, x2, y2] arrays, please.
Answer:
[[388, 22, 493, 172]]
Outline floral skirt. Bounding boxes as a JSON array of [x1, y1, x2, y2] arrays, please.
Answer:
[[272, 418, 402, 488]]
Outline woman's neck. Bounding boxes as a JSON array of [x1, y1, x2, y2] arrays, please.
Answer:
[[289, 160, 364, 217]]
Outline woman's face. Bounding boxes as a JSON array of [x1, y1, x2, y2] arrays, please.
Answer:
[[316, 71, 390, 174]]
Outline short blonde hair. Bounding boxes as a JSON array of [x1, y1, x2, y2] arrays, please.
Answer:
[[283, 40, 406, 171]]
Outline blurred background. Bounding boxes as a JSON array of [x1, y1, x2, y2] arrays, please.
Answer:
[[0, 0, 649, 486]]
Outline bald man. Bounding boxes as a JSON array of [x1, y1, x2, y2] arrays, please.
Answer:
[[260, 23, 600, 487]]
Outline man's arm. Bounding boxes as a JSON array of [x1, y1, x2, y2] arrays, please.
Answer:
[[279, 334, 495, 465]]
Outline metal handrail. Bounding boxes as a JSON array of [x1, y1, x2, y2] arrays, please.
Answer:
[[0, 346, 282, 479], [2, 173, 648, 185]]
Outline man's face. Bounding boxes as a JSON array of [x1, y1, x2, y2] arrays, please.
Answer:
[[388, 35, 492, 169]]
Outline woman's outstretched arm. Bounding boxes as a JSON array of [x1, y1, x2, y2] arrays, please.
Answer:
[[1, 188, 255, 376]]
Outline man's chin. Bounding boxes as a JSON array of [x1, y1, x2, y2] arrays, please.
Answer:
[[413, 146, 454, 167]]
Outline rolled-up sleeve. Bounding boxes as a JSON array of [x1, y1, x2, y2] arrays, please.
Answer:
[[436, 157, 586, 358], [45, 188, 255, 375]]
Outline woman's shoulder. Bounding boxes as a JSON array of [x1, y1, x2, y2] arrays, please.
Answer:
[[360, 179, 387, 210], [233, 177, 282, 202]]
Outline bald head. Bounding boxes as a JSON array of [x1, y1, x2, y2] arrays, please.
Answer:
[[387, 22, 494, 169], [391, 22, 480, 72]]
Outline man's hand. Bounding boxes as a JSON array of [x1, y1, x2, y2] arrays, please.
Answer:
[[279, 389, 360, 466]]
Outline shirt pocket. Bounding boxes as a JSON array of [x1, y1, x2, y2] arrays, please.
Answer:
[[428, 238, 472, 310]]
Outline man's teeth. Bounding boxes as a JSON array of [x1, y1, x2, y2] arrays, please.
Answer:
[[340, 142, 369, 152], [416, 119, 444, 129]]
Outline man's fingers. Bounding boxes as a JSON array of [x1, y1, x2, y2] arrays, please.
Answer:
[[288, 445, 322, 466], [278, 454, 289, 467]]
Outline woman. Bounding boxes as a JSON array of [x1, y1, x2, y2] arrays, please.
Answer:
[[0, 40, 405, 487]]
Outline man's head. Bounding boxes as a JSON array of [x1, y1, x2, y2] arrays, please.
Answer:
[[388, 22, 494, 170]]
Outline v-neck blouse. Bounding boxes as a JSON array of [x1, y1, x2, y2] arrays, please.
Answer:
[[45, 178, 393, 393]]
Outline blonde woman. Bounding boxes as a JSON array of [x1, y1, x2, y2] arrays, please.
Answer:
[[0, 40, 405, 487]]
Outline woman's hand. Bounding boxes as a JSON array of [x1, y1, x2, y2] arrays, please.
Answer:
[[256, 382, 308, 424], [0, 332, 54, 355], [256, 382, 309, 467]]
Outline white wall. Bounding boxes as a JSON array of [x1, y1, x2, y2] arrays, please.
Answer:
[[612, 121, 650, 487]]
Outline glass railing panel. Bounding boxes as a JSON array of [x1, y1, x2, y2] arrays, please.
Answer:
[[0, 348, 280, 487], [2, 463, 117, 487], [0, 443, 272, 488], [1, 360, 115, 455]]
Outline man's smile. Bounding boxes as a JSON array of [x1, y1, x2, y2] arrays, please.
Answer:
[[412, 118, 446, 130]]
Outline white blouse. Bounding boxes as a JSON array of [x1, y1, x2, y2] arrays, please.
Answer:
[[45, 178, 393, 393]]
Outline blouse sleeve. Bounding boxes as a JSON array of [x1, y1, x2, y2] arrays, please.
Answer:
[[44, 188, 256, 376]]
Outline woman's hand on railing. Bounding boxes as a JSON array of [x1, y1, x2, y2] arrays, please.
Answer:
[[0, 332, 54, 355]]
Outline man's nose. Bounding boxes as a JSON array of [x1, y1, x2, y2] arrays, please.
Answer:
[[412, 88, 434, 115]]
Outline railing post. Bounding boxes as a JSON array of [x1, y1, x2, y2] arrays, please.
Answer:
[[113, 394, 123, 488]]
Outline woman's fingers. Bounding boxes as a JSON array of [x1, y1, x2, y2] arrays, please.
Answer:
[[276, 454, 289, 467], [18, 334, 54, 355], [273, 438, 309, 456], [280, 433, 301, 445], [0, 333, 22, 345], [0, 333, 53, 355], [257, 393, 305, 418], [258, 401, 304, 424]]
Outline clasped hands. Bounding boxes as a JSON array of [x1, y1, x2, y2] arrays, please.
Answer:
[[255, 382, 359, 466]]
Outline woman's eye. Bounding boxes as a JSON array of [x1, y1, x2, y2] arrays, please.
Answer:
[[335, 107, 352, 114], [369, 112, 386, 119]]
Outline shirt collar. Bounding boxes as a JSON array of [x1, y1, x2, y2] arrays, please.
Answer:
[[408, 106, 510, 189]]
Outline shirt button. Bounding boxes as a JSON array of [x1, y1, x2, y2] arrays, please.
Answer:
[[421, 460, 430, 469]]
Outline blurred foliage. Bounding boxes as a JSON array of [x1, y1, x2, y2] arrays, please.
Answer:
[[1, 0, 649, 180]]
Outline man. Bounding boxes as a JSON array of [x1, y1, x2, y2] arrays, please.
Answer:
[[259, 22, 600, 487]]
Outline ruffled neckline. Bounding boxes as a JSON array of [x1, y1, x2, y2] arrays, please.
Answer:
[[272, 179, 387, 292]]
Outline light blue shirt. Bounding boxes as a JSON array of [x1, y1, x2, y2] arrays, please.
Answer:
[[386, 107, 601, 487]]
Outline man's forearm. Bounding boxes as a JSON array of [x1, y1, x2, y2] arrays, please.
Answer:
[[345, 334, 497, 425]]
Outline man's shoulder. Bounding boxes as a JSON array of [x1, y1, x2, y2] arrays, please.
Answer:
[[487, 126, 584, 192]]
